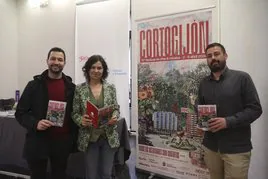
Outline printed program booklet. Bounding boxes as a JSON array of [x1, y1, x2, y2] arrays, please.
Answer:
[[86, 101, 118, 128], [46, 100, 67, 127], [197, 104, 217, 131]]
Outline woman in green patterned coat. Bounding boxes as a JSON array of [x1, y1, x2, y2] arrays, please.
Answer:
[[72, 55, 120, 179]]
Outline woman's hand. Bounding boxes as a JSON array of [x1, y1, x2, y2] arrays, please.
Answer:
[[108, 116, 118, 125], [81, 114, 92, 127]]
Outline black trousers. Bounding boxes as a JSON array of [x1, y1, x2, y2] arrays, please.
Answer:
[[27, 137, 71, 179], [27, 155, 68, 179]]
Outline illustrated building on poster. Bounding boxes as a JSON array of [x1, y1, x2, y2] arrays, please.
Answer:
[[152, 112, 178, 134]]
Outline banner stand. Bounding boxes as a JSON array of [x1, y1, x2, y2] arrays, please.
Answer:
[[133, 6, 218, 179], [136, 168, 173, 179]]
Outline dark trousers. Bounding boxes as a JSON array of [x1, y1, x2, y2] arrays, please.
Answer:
[[27, 137, 71, 179], [27, 154, 68, 179]]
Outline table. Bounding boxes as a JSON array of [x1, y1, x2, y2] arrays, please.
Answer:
[[0, 116, 130, 178]]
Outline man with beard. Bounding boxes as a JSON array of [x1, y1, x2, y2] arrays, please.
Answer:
[[198, 43, 262, 179], [15, 47, 78, 179]]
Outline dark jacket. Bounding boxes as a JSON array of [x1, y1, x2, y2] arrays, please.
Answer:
[[112, 118, 131, 179], [15, 70, 78, 160], [198, 68, 262, 153]]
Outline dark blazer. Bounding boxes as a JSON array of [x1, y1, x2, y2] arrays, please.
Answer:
[[15, 70, 78, 160]]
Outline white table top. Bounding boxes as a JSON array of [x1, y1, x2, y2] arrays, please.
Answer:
[[0, 110, 15, 118]]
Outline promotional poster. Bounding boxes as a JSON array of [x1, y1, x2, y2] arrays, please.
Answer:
[[136, 10, 213, 179]]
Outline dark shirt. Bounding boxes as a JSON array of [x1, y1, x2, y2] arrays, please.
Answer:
[[47, 77, 70, 138], [198, 67, 262, 153]]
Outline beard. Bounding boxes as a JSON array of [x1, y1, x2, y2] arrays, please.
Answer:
[[48, 65, 63, 74], [208, 59, 226, 72]]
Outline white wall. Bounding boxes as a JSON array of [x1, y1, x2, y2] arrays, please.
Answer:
[[132, 0, 218, 20], [16, 0, 76, 92], [131, 0, 268, 178], [0, 0, 18, 99], [220, 0, 268, 178]]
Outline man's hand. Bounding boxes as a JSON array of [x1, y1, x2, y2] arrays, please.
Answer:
[[37, 119, 54, 131], [81, 114, 92, 127], [208, 117, 227, 132], [108, 116, 118, 125]]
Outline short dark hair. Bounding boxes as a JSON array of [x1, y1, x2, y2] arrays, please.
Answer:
[[82, 55, 109, 82], [205, 42, 226, 54], [47, 47, 66, 61]]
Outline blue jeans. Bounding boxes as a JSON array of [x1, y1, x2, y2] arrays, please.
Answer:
[[85, 138, 117, 179]]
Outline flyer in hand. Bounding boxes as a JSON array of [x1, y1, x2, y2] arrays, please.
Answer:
[[86, 101, 118, 128], [46, 100, 67, 127], [197, 104, 217, 131]]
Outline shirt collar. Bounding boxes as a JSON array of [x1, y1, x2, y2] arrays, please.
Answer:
[[209, 66, 229, 81]]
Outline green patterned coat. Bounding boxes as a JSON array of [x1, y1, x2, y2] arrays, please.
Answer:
[[72, 82, 120, 152]]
